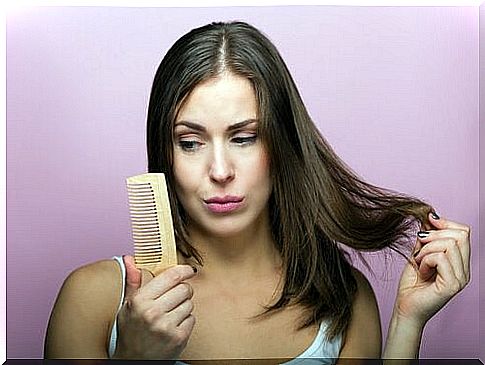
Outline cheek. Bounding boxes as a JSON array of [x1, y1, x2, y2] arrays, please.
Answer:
[[251, 150, 272, 189], [172, 154, 197, 195]]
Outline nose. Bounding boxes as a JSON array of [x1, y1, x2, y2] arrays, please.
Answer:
[[209, 144, 235, 185]]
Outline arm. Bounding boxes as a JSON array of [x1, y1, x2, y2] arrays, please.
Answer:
[[44, 260, 122, 358], [383, 313, 423, 361], [383, 212, 471, 363], [337, 268, 382, 364]]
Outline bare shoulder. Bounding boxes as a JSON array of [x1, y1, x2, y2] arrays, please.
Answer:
[[64, 259, 122, 295], [59, 258, 123, 324], [45, 259, 123, 358], [351, 267, 377, 304], [337, 267, 382, 360], [58, 259, 123, 312]]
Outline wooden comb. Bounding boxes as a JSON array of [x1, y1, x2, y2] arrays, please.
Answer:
[[126, 173, 178, 276]]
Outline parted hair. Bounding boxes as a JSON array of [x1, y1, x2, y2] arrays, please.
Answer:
[[146, 21, 433, 340]]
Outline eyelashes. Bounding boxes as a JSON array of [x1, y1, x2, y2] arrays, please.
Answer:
[[230, 136, 257, 145], [177, 135, 258, 152], [178, 140, 202, 151]]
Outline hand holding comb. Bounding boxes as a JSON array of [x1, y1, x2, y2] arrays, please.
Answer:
[[126, 173, 178, 276]]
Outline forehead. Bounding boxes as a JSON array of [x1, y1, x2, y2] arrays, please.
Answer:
[[175, 74, 258, 128]]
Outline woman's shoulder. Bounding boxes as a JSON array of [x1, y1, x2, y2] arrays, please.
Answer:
[[45, 258, 123, 357], [53, 260, 122, 316], [62, 258, 122, 293], [348, 267, 379, 321], [337, 266, 382, 358], [349, 267, 374, 298], [66, 258, 121, 281]]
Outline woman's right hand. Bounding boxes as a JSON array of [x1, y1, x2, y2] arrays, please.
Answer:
[[112, 255, 197, 360]]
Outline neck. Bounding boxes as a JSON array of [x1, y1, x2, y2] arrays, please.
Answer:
[[186, 215, 282, 285]]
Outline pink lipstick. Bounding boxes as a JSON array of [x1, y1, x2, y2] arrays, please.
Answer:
[[204, 196, 244, 213]]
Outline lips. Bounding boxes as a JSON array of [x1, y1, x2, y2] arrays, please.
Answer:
[[204, 195, 244, 213], [204, 196, 244, 204]]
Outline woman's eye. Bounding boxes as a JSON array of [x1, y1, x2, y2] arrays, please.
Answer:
[[178, 140, 202, 151], [232, 135, 257, 145]]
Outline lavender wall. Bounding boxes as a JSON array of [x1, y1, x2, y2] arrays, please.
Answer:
[[7, 6, 479, 359]]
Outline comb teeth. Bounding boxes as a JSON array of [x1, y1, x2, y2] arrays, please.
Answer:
[[126, 173, 178, 276]]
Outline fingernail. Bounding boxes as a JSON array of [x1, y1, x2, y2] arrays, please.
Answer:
[[417, 231, 430, 238], [413, 249, 421, 258], [431, 212, 440, 220], [191, 266, 198, 274]]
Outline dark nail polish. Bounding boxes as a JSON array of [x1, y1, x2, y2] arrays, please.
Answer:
[[417, 231, 430, 238], [191, 266, 198, 273], [431, 212, 440, 220]]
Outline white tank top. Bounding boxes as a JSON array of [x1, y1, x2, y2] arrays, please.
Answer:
[[108, 256, 342, 364]]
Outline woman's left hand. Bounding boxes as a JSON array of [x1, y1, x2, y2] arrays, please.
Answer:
[[394, 212, 471, 327]]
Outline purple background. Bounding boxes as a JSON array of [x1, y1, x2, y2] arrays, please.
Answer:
[[6, 6, 480, 359]]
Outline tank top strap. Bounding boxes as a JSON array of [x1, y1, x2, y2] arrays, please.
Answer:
[[108, 255, 126, 358]]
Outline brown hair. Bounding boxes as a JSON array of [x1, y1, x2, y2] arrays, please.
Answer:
[[146, 21, 434, 340]]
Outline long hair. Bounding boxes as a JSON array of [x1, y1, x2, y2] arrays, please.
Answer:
[[146, 21, 433, 340]]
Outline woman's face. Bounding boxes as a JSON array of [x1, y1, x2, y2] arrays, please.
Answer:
[[172, 73, 272, 239]]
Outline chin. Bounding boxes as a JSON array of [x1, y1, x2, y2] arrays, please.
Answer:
[[194, 216, 258, 239], [206, 222, 249, 239]]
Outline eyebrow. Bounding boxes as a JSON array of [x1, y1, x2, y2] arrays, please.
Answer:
[[174, 119, 258, 132]]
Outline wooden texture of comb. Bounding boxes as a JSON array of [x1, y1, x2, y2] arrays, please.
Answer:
[[126, 173, 177, 276]]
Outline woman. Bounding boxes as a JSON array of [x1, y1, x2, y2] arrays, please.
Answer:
[[44, 21, 471, 363]]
